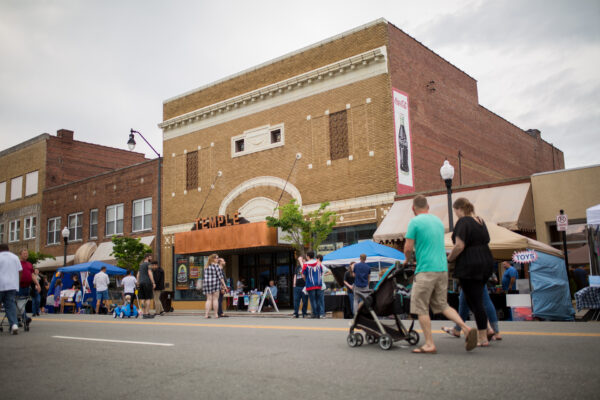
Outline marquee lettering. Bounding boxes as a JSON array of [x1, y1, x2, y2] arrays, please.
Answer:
[[194, 212, 241, 230]]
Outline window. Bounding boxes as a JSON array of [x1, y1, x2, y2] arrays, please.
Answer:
[[133, 198, 152, 232], [235, 139, 245, 153], [90, 209, 98, 239], [106, 204, 124, 236], [270, 129, 281, 144], [329, 110, 349, 160], [9, 220, 20, 243], [24, 216, 37, 240], [0, 223, 5, 243], [68, 212, 83, 241], [10, 176, 23, 200], [0, 181, 5, 204], [47, 217, 61, 245], [25, 171, 39, 196], [186, 151, 198, 190]]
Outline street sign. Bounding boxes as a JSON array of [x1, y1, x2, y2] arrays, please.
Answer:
[[556, 213, 568, 231]]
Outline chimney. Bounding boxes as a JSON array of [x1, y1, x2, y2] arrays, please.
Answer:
[[57, 129, 74, 141], [525, 129, 541, 140]]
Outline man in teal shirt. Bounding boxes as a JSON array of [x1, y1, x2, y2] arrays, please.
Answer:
[[404, 195, 477, 353]]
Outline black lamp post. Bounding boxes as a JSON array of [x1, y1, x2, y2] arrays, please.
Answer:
[[440, 159, 455, 232], [128, 129, 162, 264], [61, 226, 69, 267]]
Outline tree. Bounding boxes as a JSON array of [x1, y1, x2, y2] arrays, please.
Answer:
[[266, 199, 337, 256], [27, 251, 55, 266], [111, 236, 153, 272]]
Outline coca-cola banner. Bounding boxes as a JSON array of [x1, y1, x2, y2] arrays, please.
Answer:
[[392, 88, 414, 194]]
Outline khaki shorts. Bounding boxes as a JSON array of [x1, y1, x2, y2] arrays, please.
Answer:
[[409, 271, 449, 315]]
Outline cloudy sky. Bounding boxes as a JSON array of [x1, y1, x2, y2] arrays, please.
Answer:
[[1, 0, 598, 169]]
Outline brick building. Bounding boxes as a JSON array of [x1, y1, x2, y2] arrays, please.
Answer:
[[40, 159, 160, 276], [0, 129, 146, 254], [158, 19, 563, 307]]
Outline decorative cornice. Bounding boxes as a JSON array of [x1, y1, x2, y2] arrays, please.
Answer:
[[159, 46, 388, 139]]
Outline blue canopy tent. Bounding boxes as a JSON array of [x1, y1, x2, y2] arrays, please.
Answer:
[[322, 240, 405, 288], [48, 262, 127, 310], [322, 240, 405, 267]]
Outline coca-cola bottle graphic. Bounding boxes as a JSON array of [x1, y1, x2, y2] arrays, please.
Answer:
[[398, 115, 409, 173]]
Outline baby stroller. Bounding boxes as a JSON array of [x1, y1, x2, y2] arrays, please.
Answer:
[[347, 262, 419, 350], [1, 294, 31, 333]]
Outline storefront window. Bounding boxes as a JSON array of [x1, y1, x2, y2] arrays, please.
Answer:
[[174, 254, 208, 301], [318, 223, 377, 255]]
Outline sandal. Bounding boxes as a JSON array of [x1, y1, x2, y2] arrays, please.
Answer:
[[465, 328, 478, 351], [412, 346, 437, 354], [441, 326, 460, 338], [487, 331, 495, 341], [477, 341, 490, 347]]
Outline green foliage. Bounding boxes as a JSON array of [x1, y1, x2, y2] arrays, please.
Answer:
[[266, 199, 337, 256], [111, 236, 153, 272], [28, 252, 55, 266]]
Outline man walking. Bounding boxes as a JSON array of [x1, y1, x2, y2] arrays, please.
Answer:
[[93, 266, 110, 314], [137, 255, 155, 319], [0, 244, 22, 334], [151, 261, 165, 316], [19, 248, 39, 325], [403, 195, 477, 354], [352, 254, 371, 315], [301, 251, 323, 318]]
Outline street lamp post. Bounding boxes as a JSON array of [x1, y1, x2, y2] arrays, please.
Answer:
[[440, 159, 455, 232], [61, 226, 70, 267], [128, 129, 162, 264]]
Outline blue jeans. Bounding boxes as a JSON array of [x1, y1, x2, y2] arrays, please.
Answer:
[[32, 291, 41, 315], [455, 288, 500, 333], [319, 289, 325, 317], [307, 289, 323, 317], [0, 290, 18, 327], [347, 292, 354, 315], [293, 287, 308, 316], [18, 287, 30, 320]]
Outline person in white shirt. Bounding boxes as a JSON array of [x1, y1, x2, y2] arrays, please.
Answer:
[[0, 244, 22, 334], [93, 266, 111, 314], [120, 270, 137, 305]]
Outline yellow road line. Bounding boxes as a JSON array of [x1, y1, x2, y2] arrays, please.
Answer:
[[34, 318, 600, 337]]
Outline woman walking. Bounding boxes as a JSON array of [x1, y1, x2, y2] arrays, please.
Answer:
[[203, 254, 226, 319], [447, 198, 494, 347]]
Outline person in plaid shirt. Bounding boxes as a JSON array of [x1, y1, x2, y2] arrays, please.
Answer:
[[203, 254, 226, 318]]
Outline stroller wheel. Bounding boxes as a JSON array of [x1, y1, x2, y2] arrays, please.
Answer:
[[379, 334, 393, 350], [366, 334, 375, 344], [24, 324, 29, 332], [354, 333, 364, 346], [347, 334, 358, 347], [407, 330, 420, 345]]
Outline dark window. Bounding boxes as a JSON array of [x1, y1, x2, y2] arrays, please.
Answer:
[[270, 129, 281, 144], [186, 151, 198, 190], [329, 110, 349, 160], [235, 139, 245, 153]]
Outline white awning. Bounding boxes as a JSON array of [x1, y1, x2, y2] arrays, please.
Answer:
[[89, 236, 155, 262], [373, 182, 535, 242], [36, 255, 75, 271]]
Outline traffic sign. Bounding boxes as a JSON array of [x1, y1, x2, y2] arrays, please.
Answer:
[[556, 213, 568, 231]]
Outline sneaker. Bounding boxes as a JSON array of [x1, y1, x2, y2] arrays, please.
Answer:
[[11, 324, 18, 335], [159, 311, 165, 316], [292, 314, 299, 318], [142, 314, 155, 319]]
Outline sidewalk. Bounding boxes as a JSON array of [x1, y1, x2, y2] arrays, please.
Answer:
[[169, 309, 334, 318]]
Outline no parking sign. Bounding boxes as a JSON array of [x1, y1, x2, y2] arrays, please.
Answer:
[[556, 213, 568, 232]]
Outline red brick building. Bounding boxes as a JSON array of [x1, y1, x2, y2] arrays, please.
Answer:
[[158, 19, 563, 307], [40, 159, 160, 276], [0, 129, 146, 253]]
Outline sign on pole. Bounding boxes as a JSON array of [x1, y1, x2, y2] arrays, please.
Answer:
[[556, 213, 568, 232]]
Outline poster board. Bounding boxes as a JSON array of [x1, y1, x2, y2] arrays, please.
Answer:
[[248, 294, 260, 313], [258, 287, 279, 313]]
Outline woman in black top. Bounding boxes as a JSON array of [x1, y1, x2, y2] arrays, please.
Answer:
[[447, 198, 494, 347]]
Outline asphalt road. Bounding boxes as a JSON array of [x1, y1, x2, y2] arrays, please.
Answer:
[[1, 314, 599, 400]]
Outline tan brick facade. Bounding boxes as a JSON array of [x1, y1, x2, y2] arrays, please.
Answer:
[[159, 19, 564, 300]]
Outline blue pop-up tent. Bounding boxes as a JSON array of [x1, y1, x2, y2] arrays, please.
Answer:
[[48, 261, 127, 307], [322, 240, 405, 267]]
